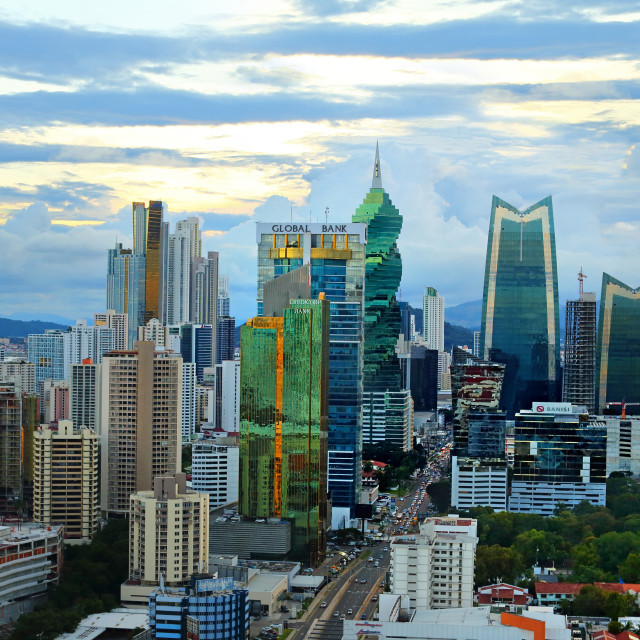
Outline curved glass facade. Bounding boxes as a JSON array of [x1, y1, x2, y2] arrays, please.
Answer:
[[596, 273, 640, 412], [480, 196, 560, 417]]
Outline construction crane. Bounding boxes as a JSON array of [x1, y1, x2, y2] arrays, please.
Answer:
[[605, 400, 640, 419], [578, 266, 587, 299]]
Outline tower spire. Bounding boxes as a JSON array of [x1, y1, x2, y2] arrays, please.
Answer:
[[372, 141, 382, 189]]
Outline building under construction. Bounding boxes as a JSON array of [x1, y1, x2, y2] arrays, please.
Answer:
[[563, 270, 597, 413], [0, 383, 23, 514]]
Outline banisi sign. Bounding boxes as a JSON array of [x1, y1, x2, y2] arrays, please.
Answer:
[[531, 402, 572, 414]]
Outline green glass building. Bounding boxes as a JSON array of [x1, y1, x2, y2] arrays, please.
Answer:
[[239, 298, 329, 566], [480, 196, 560, 417], [596, 273, 640, 413], [352, 143, 403, 392]]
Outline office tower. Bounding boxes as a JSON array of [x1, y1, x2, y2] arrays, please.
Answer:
[[0, 384, 22, 514], [94, 309, 129, 351], [398, 301, 412, 340], [192, 251, 219, 325], [509, 403, 606, 514], [179, 323, 213, 382], [133, 200, 164, 324], [191, 435, 240, 508], [480, 196, 561, 416], [70, 361, 101, 432], [398, 343, 438, 412], [563, 272, 597, 413], [148, 578, 248, 640], [353, 145, 412, 451], [62, 320, 115, 380], [124, 474, 208, 603], [605, 417, 640, 476], [106, 243, 146, 347], [239, 298, 329, 565], [100, 341, 182, 516], [28, 329, 65, 383], [213, 360, 241, 432], [218, 274, 231, 317], [45, 379, 69, 423], [216, 316, 236, 364], [256, 222, 366, 522], [138, 317, 169, 348], [391, 516, 478, 611], [0, 359, 35, 395], [182, 362, 197, 442], [423, 287, 445, 352], [33, 420, 99, 540], [473, 331, 480, 359], [596, 272, 640, 413]]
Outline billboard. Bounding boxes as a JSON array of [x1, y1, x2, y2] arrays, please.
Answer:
[[355, 503, 373, 519]]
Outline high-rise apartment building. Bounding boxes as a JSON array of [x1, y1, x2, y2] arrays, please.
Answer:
[[62, 320, 114, 380], [192, 251, 219, 325], [44, 379, 69, 423], [28, 329, 65, 384], [563, 271, 597, 413], [134, 200, 164, 324], [596, 273, 640, 413], [106, 243, 146, 348], [182, 361, 197, 442], [124, 474, 208, 605], [179, 323, 214, 382], [70, 361, 101, 432], [94, 309, 129, 351], [256, 221, 367, 521], [0, 359, 35, 395], [218, 274, 231, 317], [100, 341, 182, 516], [213, 360, 241, 432], [0, 384, 22, 514], [33, 420, 99, 540], [480, 196, 561, 416], [510, 403, 606, 514], [423, 287, 445, 352], [391, 516, 478, 611], [239, 298, 329, 565], [353, 145, 411, 451], [137, 317, 169, 348]]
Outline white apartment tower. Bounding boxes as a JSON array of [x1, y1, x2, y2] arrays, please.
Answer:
[[423, 287, 445, 352], [63, 320, 115, 380], [0, 360, 35, 395], [218, 274, 230, 317], [100, 341, 182, 515], [191, 436, 239, 508], [182, 361, 198, 441], [391, 515, 478, 611], [138, 317, 170, 349], [33, 420, 99, 540], [94, 309, 129, 351], [70, 362, 101, 433]]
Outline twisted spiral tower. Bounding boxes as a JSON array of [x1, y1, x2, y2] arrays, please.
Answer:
[[352, 143, 403, 391]]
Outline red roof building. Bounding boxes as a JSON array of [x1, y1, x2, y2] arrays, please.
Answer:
[[535, 582, 584, 605], [475, 583, 531, 606]]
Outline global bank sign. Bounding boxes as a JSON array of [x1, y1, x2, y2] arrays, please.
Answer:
[[355, 622, 383, 635]]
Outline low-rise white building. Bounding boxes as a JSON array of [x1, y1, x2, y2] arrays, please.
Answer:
[[451, 456, 508, 511], [0, 523, 64, 612], [191, 436, 239, 508], [391, 515, 478, 611]]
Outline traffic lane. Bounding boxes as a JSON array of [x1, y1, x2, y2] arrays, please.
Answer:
[[331, 563, 388, 622]]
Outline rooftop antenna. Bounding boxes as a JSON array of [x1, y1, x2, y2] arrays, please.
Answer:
[[578, 267, 586, 300], [290, 206, 293, 222], [325, 207, 329, 223]]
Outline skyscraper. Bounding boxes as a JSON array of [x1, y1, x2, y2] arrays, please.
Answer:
[[255, 222, 367, 522], [239, 298, 329, 566], [62, 320, 114, 379], [218, 274, 231, 317], [70, 361, 101, 433], [352, 144, 411, 450], [563, 269, 597, 413], [100, 341, 182, 516], [423, 286, 445, 352], [0, 383, 22, 514], [216, 315, 236, 364], [94, 309, 128, 351], [596, 273, 640, 413], [28, 329, 65, 384], [480, 196, 560, 417], [140, 200, 164, 324]]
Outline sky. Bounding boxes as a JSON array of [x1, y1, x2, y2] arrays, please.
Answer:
[[0, 0, 638, 325]]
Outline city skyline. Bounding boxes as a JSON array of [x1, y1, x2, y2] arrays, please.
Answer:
[[0, 2, 638, 323]]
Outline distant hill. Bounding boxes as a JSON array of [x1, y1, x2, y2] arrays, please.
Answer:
[[0, 317, 69, 338], [445, 300, 482, 330], [444, 322, 474, 351]]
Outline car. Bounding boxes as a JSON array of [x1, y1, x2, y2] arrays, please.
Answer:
[[354, 577, 359, 582], [383, 547, 389, 551], [379, 582, 385, 588], [361, 614, 367, 620], [280, 605, 289, 613], [340, 616, 346, 621], [361, 579, 367, 583], [320, 602, 327, 608], [347, 609, 353, 615], [372, 595, 378, 601]]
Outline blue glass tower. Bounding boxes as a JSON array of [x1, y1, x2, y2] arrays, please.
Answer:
[[480, 196, 561, 417]]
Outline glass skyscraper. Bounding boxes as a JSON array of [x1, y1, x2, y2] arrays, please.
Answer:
[[255, 221, 366, 523], [352, 144, 411, 451], [480, 196, 560, 417], [239, 298, 329, 566], [596, 272, 640, 413]]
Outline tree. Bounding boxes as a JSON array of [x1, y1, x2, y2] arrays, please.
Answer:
[[363, 460, 374, 473], [426, 479, 450, 514], [592, 531, 640, 574], [619, 553, 640, 583], [572, 585, 607, 616], [604, 591, 639, 620], [475, 545, 524, 587]]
